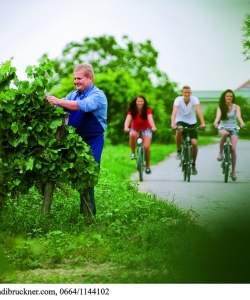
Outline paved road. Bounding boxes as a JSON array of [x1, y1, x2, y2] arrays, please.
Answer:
[[132, 140, 250, 234]]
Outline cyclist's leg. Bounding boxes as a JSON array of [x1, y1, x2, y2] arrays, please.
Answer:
[[142, 130, 152, 169], [176, 121, 184, 152], [218, 129, 227, 160], [191, 138, 198, 163], [129, 129, 138, 156], [230, 131, 239, 178], [188, 124, 198, 164]]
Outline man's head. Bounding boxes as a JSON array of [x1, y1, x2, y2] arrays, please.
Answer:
[[182, 85, 191, 101], [73, 63, 94, 92]]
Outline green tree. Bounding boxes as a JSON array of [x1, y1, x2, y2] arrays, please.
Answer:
[[45, 35, 179, 144], [242, 11, 250, 60], [48, 35, 159, 83]]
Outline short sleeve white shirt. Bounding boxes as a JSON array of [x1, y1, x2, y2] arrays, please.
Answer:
[[174, 95, 200, 124]]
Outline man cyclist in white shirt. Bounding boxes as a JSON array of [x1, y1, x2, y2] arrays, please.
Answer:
[[171, 86, 206, 175]]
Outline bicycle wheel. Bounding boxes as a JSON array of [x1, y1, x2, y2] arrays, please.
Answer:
[[183, 150, 187, 181], [180, 151, 185, 171], [224, 146, 230, 183], [221, 161, 225, 174], [137, 147, 143, 182], [186, 145, 192, 182]]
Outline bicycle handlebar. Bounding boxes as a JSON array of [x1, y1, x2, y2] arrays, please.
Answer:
[[133, 128, 152, 132], [218, 126, 240, 131], [175, 126, 202, 131]]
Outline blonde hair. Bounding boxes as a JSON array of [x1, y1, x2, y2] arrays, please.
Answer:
[[74, 63, 95, 79], [182, 85, 191, 90]]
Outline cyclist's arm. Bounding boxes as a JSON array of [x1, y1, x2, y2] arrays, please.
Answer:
[[213, 107, 221, 128], [235, 105, 245, 128], [148, 114, 157, 131], [124, 114, 132, 132], [195, 104, 206, 128], [171, 105, 179, 128]]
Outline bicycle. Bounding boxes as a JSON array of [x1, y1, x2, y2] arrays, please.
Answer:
[[135, 130, 145, 182], [176, 126, 200, 182], [218, 125, 240, 183]]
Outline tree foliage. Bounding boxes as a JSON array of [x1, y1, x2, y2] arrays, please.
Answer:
[[242, 11, 250, 60], [45, 35, 179, 144], [50, 35, 159, 83]]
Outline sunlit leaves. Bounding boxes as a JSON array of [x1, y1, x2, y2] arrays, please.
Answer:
[[25, 66, 33, 78], [26, 157, 34, 171], [242, 12, 250, 60], [35, 124, 44, 132], [13, 179, 21, 186], [49, 119, 62, 129], [11, 122, 18, 133]]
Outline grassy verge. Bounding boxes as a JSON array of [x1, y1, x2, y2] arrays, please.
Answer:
[[1, 137, 249, 283]]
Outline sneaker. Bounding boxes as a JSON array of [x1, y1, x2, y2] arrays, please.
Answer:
[[145, 168, 151, 174], [130, 154, 136, 160], [176, 152, 181, 160], [192, 165, 198, 175]]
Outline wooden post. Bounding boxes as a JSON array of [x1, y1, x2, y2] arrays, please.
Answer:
[[56, 112, 68, 142], [0, 195, 5, 211], [41, 181, 55, 214], [80, 189, 94, 225], [11, 188, 19, 205], [40, 114, 67, 214]]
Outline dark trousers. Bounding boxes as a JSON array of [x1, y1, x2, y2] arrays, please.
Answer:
[[79, 132, 104, 214], [80, 187, 96, 215]]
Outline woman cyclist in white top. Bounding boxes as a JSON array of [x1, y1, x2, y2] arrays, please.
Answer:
[[213, 89, 245, 181]]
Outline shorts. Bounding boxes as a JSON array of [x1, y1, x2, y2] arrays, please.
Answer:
[[176, 121, 198, 140], [218, 129, 239, 136], [129, 128, 152, 138]]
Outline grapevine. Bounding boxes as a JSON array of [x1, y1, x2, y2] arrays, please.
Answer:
[[0, 56, 99, 215]]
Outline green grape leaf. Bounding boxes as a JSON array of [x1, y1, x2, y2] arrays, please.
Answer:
[[49, 119, 62, 129], [11, 122, 18, 133]]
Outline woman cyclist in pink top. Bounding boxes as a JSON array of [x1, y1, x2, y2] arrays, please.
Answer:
[[124, 95, 157, 174]]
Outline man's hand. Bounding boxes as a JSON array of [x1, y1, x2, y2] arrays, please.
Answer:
[[200, 124, 206, 129], [171, 124, 177, 129], [46, 95, 59, 106]]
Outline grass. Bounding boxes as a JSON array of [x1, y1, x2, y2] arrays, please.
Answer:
[[1, 136, 250, 283]]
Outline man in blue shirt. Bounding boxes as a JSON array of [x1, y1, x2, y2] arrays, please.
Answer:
[[46, 63, 107, 215]]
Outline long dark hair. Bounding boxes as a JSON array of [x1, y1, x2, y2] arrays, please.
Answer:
[[219, 89, 236, 120], [127, 95, 149, 119]]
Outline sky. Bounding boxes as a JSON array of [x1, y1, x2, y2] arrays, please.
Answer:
[[1, 0, 250, 91]]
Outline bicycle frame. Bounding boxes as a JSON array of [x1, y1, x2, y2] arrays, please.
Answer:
[[136, 131, 145, 182], [218, 126, 240, 183], [177, 126, 200, 182]]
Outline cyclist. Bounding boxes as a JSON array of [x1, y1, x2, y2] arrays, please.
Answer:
[[171, 85, 206, 175], [124, 95, 157, 174], [213, 89, 245, 181]]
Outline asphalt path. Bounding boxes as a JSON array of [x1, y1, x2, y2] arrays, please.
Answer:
[[132, 139, 250, 234]]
